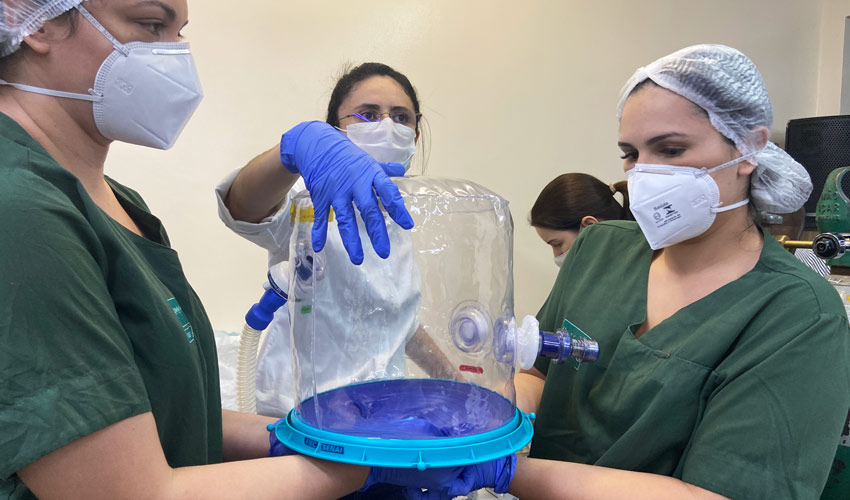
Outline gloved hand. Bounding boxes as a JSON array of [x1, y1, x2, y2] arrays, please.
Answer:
[[362, 465, 465, 500], [403, 455, 517, 500], [267, 419, 296, 457], [280, 121, 414, 265]]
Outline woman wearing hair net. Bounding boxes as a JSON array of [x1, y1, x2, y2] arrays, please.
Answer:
[[0, 1, 498, 499], [411, 45, 850, 500]]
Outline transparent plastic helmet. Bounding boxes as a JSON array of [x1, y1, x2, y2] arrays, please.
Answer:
[[278, 176, 534, 469]]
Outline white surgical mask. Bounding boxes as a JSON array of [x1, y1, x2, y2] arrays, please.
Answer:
[[345, 118, 416, 170], [0, 5, 203, 150], [627, 152, 755, 250], [554, 251, 568, 268]]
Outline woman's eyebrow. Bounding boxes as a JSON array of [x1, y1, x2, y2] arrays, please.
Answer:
[[135, 1, 177, 22], [618, 132, 689, 149]]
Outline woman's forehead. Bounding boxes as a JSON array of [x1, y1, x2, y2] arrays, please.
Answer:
[[620, 85, 713, 138], [343, 76, 413, 108]]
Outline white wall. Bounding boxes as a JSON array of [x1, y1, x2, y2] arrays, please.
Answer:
[[817, 0, 850, 114], [104, 0, 850, 332]]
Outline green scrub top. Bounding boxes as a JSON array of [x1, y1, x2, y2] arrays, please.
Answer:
[[0, 113, 222, 499], [531, 220, 850, 500]]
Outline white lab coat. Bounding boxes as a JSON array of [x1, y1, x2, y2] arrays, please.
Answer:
[[216, 169, 419, 417]]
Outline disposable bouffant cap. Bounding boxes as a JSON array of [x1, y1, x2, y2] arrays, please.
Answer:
[[0, 0, 83, 57]]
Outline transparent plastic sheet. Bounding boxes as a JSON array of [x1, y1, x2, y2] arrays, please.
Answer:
[[287, 177, 517, 440]]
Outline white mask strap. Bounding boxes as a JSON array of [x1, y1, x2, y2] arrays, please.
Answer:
[[706, 150, 758, 174], [0, 78, 101, 102], [707, 149, 758, 213], [712, 198, 750, 213], [0, 5, 119, 102], [75, 4, 129, 55]]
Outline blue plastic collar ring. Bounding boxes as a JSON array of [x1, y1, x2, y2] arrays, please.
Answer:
[[273, 379, 535, 469]]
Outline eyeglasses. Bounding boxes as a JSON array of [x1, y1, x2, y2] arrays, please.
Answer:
[[339, 108, 420, 127]]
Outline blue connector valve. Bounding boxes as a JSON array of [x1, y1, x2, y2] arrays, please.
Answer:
[[500, 315, 600, 370], [245, 288, 287, 331], [538, 329, 599, 364], [244, 264, 290, 331]]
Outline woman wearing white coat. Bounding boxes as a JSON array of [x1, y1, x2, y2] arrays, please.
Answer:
[[217, 62, 456, 417]]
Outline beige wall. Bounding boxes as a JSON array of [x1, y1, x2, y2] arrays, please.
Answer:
[[104, 0, 850, 332], [818, 0, 850, 114]]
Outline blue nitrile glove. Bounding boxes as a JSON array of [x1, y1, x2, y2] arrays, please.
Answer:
[[267, 419, 296, 457], [362, 465, 465, 500], [280, 121, 414, 265], [403, 455, 517, 500]]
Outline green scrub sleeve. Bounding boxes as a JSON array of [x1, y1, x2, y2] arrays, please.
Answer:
[[0, 181, 150, 480]]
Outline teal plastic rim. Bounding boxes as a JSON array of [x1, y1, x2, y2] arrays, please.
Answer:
[[273, 407, 535, 469]]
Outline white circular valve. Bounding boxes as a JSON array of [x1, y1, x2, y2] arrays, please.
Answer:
[[267, 261, 290, 298], [516, 315, 540, 370]]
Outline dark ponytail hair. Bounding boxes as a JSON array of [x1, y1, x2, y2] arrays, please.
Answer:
[[325, 62, 420, 132], [529, 173, 632, 230]]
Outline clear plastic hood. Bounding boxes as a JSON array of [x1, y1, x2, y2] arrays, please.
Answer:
[[286, 176, 519, 444]]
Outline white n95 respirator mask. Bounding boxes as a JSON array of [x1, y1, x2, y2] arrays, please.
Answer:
[[554, 251, 568, 268], [0, 5, 203, 150], [346, 118, 417, 170], [627, 153, 755, 250]]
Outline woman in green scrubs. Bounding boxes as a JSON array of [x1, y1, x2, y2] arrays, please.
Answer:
[[506, 45, 849, 499], [0, 1, 467, 499]]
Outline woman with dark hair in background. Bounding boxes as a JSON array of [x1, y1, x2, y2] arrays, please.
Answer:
[[530, 173, 632, 267]]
